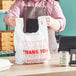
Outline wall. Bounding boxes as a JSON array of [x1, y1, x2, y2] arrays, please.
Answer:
[[59, 0, 76, 36]]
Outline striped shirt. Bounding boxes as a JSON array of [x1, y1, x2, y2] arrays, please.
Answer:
[[4, 0, 66, 31]]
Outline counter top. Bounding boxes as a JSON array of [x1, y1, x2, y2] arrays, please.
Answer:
[[0, 53, 76, 76]]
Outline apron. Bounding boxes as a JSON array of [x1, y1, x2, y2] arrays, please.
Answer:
[[22, 1, 58, 53]]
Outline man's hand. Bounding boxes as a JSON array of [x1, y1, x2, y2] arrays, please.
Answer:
[[5, 15, 16, 27], [46, 16, 60, 31]]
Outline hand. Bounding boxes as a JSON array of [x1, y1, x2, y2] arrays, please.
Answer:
[[6, 16, 16, 27], [46, 16, 60, 31]]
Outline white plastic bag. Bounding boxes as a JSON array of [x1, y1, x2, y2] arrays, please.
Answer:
[[0, 59, 13, 71], [14, 16, 50, 64]]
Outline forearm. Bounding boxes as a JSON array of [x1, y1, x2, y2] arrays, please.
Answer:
[[50, 1, 66, 32], [4, 0, 21, 27]]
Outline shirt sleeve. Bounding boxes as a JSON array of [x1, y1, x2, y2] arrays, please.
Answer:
[[4, 0, 21, 20], [51, 1, 66, 31]]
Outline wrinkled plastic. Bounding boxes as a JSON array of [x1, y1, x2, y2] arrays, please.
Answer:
[[14, 16, 50, 64]]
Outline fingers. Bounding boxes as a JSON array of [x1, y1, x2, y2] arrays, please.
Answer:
[[8, 16, 16, 27], [46, 16, 50, 26], [46, 16, 54, 27]]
